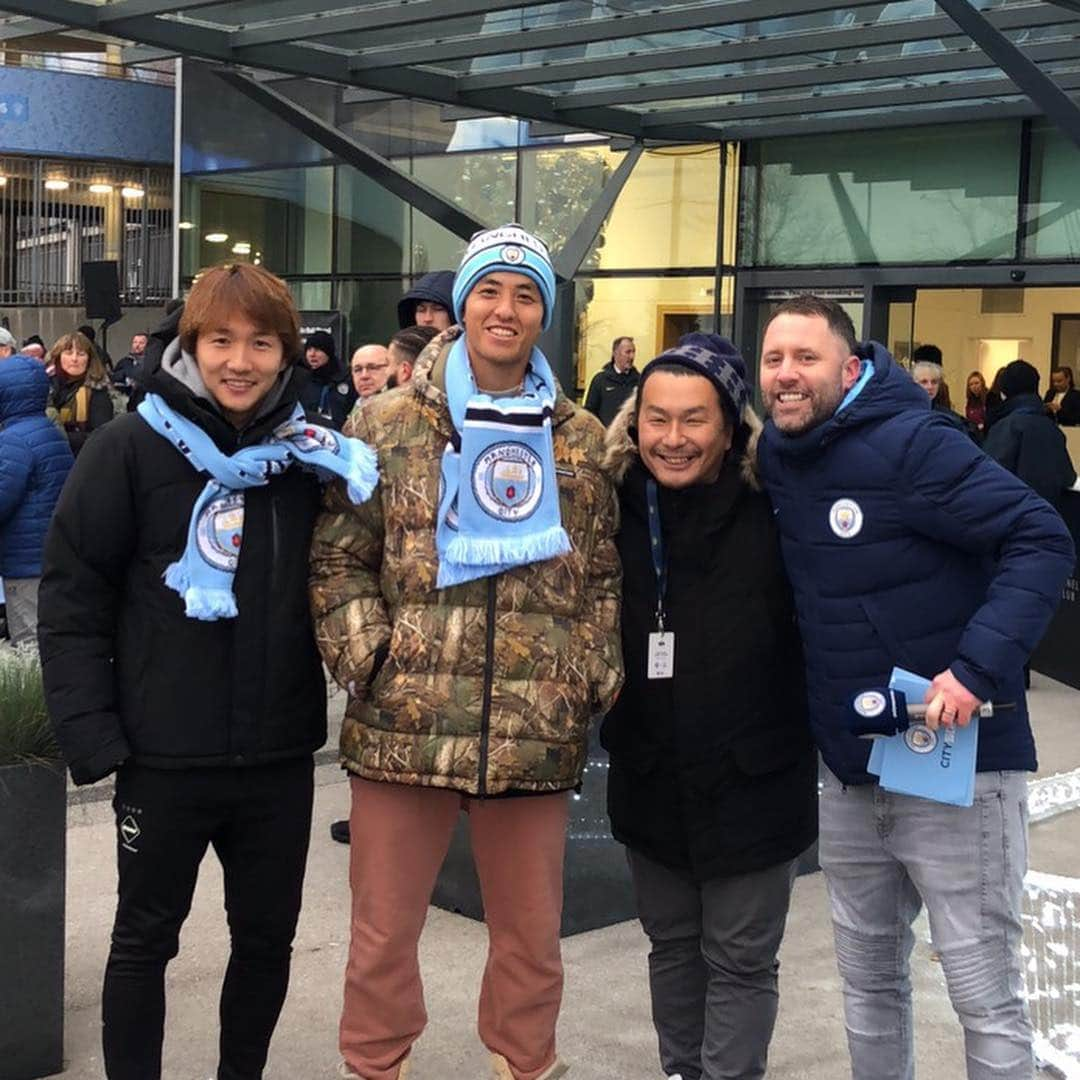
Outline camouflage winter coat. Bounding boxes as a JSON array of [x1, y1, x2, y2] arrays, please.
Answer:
[[310, 327, 623, 796]]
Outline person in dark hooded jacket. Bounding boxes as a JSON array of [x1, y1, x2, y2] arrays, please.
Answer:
[[297, 329, 357, 430], [601, 333, 815, 1080], [984, 359, 1078, 510], [756, 295, 1074, 1080], [37, 263, 375, 1080], [396, 270, 455, 330], [0, 355, 73, 647]]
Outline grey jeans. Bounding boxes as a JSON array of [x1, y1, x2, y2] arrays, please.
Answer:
[[3, 577, 40, 649], [818, 767, 1033, 1080], [628, 849, 798, 1080]]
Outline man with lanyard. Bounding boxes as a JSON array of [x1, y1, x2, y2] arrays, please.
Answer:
[[310, 224, 622, 1080], [601, 335, 815, 1080]]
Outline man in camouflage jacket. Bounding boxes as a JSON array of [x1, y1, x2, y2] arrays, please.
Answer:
[[310, 224, 621, 1080]]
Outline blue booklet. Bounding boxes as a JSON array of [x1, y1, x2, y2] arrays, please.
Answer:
[[866, 667, 978, 807]]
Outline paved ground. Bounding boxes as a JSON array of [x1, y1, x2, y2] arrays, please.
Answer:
[[50, 674, 1078, 1080]]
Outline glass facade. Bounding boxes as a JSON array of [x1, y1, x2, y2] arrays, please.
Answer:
[[1027, 119, 1080, 261], [740, 122, 1021, 267], [181, 56, 1080, 400]]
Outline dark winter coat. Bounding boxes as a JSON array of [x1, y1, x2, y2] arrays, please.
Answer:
[[0, 357, 74, 578], [1044, 385, 1080, 426], [983, 394, 1077, 509], [584, 362, 640, 427], [128, 305, 183, 412], [397, 270, 455, 329], [49, 373, 114, 456], [600, 402, 817, 883], [296, 352, 357, 431], [758, 343, 1075, 786], [38, 354, 327, 786]]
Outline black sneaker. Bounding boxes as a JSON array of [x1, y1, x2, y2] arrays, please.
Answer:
[[330, 819, 351, 844]]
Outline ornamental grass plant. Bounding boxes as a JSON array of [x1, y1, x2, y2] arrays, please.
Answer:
[[0, 645, 59, 766]]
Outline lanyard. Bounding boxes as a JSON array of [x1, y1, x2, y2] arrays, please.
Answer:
[[645, 478, 668, 631]]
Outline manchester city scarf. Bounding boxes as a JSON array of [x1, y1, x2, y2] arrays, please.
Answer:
[[137, 392, 378, 620], [436, 335, 571, 588]]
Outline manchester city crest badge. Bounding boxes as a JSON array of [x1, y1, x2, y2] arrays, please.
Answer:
[[903, 724, 938, 755], [471, 442, 543, 522], [501, 244, 526, 265], [854, 690, 887, 719], [828, 497, 864, 539], [195, 492, 245, 572]]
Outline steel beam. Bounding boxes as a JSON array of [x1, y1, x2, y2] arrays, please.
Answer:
[[553, 143, 643, 282], [557, 38, 1080, 113], [232, 0, 561, 49], [458, 5, 1079, 91], [643, 69, 1080, 128], [938, 0, 1080, 152], [213, 69, 487, 241], [347, 0, 878, 74], [1045, 0, 1080, 13]]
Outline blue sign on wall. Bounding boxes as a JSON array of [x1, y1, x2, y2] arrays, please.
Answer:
[[0, 93, 29, 123]]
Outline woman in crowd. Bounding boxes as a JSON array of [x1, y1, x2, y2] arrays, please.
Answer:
[[38, 262, 375, 1080], [601, 333, 817, 1080], [964, 369, 999, 438], [47, 330, 115, 455]]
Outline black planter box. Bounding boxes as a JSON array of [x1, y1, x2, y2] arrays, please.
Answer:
[[0, 763, 66, 1080]]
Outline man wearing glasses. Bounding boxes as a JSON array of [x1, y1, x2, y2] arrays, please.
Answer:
[[350, 344, 392, 401]]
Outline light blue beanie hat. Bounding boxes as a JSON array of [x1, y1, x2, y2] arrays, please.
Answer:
[[452, 223, 557, 331]]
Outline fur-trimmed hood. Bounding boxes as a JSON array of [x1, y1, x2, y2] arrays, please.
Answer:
[[602, 388, 762, 489]]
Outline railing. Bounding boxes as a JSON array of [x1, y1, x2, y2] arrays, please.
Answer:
[[0, 155, 173, 307], [1024, 870, 1080, 1079], [0, 49, 174, 86]]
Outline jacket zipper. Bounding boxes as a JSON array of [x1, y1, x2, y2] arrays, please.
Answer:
[[478, 576, 497, 797]]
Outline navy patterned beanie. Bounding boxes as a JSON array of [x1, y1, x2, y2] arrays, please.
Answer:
[[640, 332, 749, 420]]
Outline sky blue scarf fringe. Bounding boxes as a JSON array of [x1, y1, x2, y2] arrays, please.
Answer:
[[138, 393, 377, 619]]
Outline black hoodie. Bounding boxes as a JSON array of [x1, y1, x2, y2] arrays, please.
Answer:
[[397, 270, 455, 329]]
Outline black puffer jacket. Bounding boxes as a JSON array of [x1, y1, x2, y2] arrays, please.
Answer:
[[38, 354, 327, 785], [296, 352, 357, 431], [600, 410, 817, 883]]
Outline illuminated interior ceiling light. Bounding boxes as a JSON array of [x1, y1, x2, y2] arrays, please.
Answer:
[[0, 176, 7, 187], [88, 182, 113, 194], [44, 178, 70, 191], [121, 186, 145, 198], [231, 242, 252, 255], [204, 232, 229, 243], [177, 221, 194, 230]]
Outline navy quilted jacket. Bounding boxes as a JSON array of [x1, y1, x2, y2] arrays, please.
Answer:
[[758, 343, 1075, 785], [0, 356, 74, 578]]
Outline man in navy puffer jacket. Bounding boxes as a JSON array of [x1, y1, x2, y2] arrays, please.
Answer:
[[757, 295, 1074, 1080], [0, 355, 74, 646]]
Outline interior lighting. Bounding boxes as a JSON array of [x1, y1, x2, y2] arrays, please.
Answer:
[[89, 182, 113, 194], [0, 176, 7, 187], [231, 241, 251, 255], [204, 232, 229, 243], [44, 178, 70, 191], [177, 221, 194, 230], [121, 186, 144, 199]]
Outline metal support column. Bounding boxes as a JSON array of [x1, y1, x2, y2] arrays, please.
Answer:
[[213, 69, 487, 242], [552, 143, 643, 282], [938, 0, 1080, 152]]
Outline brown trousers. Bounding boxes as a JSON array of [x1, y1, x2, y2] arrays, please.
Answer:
[[340, 778, 569, 1080]]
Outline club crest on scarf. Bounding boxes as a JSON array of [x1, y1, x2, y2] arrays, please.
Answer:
[[195, 493, 245, 573], [473, 442, 544, 522], [137, 391, 378, 620]]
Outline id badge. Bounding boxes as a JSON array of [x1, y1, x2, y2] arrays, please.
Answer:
[[647, 631, 675, 680]]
